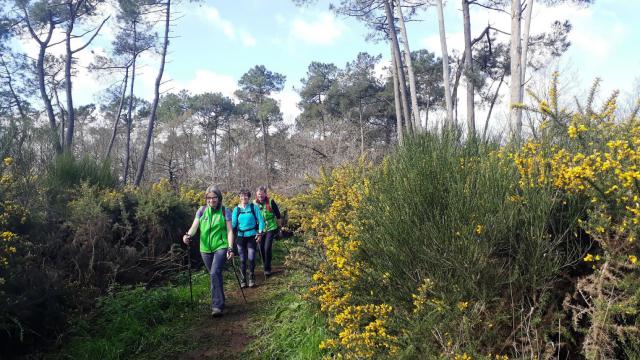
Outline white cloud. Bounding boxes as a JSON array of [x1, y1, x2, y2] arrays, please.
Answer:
[[240, 31, 257, 47], [200, 6, 256, 48], [173, 70, 238, 99], [273, 88, 302, 125], [290, 12, 346, 45], [421, 32, 465, 56]]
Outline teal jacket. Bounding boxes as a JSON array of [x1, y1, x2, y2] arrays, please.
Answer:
[[232, 203, 265, 237]]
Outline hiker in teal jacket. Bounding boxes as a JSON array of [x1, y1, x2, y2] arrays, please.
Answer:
[[183, 185, 234, 317], [232, 189, 265, 288], [255, 186, 282, 277]]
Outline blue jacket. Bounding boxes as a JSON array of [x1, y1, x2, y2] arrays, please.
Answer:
[[232, 203, 265, 237]]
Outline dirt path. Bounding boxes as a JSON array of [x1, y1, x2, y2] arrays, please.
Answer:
[[178, 266, 284, 360]]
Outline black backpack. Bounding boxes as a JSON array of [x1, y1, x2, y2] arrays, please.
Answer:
[[233, 203, 259, 235]]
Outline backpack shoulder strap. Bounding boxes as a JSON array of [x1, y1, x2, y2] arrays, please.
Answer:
[[250, 203, 259, 230], [233, 206, 240, 230], [196, 205, 206, 219]]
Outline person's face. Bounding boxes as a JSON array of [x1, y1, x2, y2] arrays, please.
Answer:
[[239, 193, 249, 205], [205, 192, 219, 207], [257, 189, 266, 200]]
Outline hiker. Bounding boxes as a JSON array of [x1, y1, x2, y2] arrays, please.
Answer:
[[183, 185, 234, 317], [254, 186, 283, 277], [232, 189, 265, 288]]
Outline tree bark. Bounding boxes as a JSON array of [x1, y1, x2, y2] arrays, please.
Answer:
[[1, 56, 27, 120], [134, 0, 170, 186], [510, 0, 523, 142], [260, 115, 269, 188], [519, 0, 533, 113], [27, 11, 62, 153], [106, 67, 129, 159], [395, 0, 421, 132], [227, 118, 232, 177], [359, 103, 364, 156], [124, 20, 138, 184], [213, 121, 218, 180], [483, 72, 505, 141], [462, 0, 475, 141], [391, 41, 404, 146], [64, 5, 77, 152], [436, 0, 454, 130], [384, 0, 412, 136]]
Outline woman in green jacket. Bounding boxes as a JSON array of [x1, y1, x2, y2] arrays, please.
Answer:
[[255, 186, 282, 277], [183, 185, 234, 317]]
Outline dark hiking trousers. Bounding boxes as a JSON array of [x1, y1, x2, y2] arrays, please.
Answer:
[[236, 236, 257, 280], [259, 229, 277, 273]]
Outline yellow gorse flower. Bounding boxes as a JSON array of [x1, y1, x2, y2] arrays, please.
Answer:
[[301, 162, 398, 358]]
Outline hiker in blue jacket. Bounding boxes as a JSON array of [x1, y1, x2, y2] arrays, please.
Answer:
[[232, 189, 265, 288]]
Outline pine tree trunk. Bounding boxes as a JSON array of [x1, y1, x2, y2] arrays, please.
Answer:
[[106, 68, 129, 159], [510, 0, 523, 142], [391, 42, 404, 146], [64, 7, 76, 152], [462, 0, 475, 141], [134, 0, 170, 186], [384, 0, 412, 136], [396, 0, 421, 132], [124, 21, 139, 184], [436, 0, 455, 130], [33, 20, 62, 153], [213, 122, 218, 180], [260, 116, 269, 188], [519, 0, 533, 111], [483, 72, 505, 141]]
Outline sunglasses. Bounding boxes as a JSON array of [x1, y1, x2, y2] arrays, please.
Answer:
[[206, 196, 218, 200]]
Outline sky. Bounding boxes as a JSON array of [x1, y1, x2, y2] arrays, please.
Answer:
[[16, 0, 640, 130]]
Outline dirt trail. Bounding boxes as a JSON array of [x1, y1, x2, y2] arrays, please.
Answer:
[[178, 267, 284, 360]]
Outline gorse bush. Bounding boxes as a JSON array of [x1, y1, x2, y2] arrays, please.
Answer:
[[353, 134, 583, 357], [291, 161, 400, 359], [513, 75, 640, 359], [294, 75, 640, 359], [46, 153, 117, 190]]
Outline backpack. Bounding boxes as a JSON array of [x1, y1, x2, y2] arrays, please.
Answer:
[[233, 203, 259, 234]]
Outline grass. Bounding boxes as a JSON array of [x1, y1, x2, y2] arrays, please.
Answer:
[[48, 236, 328, 360], [243, 271, 326, 360], [49, 270, 214, 360]]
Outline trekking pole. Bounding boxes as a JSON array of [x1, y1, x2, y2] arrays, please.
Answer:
[[187, 240, 193, 304], [256, 235, 267, 282], [230, 257, 248, 304]]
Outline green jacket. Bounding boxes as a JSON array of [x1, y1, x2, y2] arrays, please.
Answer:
[[255, 198, 279, 232], [197, 206, 230, 253]]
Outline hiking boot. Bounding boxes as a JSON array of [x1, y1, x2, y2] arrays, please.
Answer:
[[264, 270, 272, 277], [240, 273, 247, 288], [211, 308, 223, 317], [248, 272, 255, 288], [240, 280, 247, 288]]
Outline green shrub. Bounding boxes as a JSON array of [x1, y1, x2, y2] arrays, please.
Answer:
[[354, 134, 585, 356]]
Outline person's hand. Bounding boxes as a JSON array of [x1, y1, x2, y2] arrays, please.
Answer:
[[226, 248, 234, 260], [183, 234, 191, 245], [255, 233, 263, 243]]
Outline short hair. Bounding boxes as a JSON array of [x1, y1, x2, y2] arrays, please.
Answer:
[[238, 189, 251, 197], [256, 185, 268, 193]]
